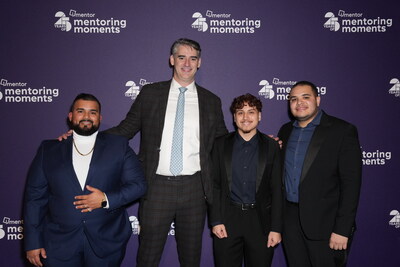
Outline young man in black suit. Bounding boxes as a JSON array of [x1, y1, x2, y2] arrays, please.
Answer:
[[278, 81, 362, 267], [210, 93, 282, 267]]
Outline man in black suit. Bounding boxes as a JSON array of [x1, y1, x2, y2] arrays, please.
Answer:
[[209, 93, 282, 267], [278, 81, 362, 267], [107, 38, 228, 267]]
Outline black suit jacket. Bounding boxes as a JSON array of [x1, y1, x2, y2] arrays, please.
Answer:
[[209, 131, 283, 234], [107, 80, 228, 203], [278, 111, 362, 240]]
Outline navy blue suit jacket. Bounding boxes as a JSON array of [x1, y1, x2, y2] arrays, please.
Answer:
[[24, 132, 147, 260]]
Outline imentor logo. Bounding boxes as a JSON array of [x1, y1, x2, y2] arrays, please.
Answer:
[[54, 11, 72, 32], [192, 12, 208, 32], [389, 78, 400, 97], [324, 12, 340, 32], [258, 80, 274, 99], [125, 81, 140, 100]]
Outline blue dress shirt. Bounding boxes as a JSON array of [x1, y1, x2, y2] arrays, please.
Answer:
[[284, 110, 322, 202]]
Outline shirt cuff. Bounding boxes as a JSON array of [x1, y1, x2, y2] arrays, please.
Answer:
[[103, 193, 110, 209]]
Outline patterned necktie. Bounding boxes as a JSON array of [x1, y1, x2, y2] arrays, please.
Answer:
[[170, 87, 187, 176]]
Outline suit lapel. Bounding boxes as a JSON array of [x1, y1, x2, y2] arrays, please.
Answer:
[[300, 114, 332, 183], [64, 137, 83, 192], [197, 85, 207, 156], [224, 133, 235, 191], [157, 82, 171, 146], [280, 125, 293, 163], [85, 133, 106, 188], [256, 132, 267, 192]]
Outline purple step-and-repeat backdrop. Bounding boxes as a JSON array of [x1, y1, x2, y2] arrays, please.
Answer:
[[1, 0, 399, 266]]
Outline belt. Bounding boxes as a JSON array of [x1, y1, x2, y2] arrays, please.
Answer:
[[286, 200, 299, 206], [231, 201, 256, 210], [155, 172, 200, 181]]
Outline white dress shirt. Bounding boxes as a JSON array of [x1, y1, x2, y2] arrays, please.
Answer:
[[72, 131, 98, 190], [156, 79, 201, 176]]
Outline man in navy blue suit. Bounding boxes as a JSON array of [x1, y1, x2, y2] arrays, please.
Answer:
[[24, 93, 147, 267]]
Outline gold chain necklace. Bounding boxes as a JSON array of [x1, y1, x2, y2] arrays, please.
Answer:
[[73, 140, 95, 156]]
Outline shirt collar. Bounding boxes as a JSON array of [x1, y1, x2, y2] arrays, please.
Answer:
[[293, 109, 323, 128], [72, 130, 98, 144], [235, 131, 258, 146], [171, 78, 196, 92]]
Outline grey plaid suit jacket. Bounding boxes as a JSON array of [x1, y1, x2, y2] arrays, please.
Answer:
[[107, 80, 228, 204]]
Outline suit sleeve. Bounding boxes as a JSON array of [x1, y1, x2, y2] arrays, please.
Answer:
[[105, 144, 147, 209], [23, 142, 49, 251], [270, 140, 283, 233], [214, 97, 228, 138], [105, 87, 146, 139], [334, 124, 362, 237], [209, 139, 224, 225]]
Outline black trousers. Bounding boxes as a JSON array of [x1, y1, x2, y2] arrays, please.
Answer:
[[283, 201, 352, 267], [213, 203, 274, 267], [137, 172, 207, 267]]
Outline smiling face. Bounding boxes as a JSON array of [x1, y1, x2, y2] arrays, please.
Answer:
[[169, 44, 201, 87], [288, 84, 320, 127], [68, 99, 102, 136], [234, 103, 261, 140]]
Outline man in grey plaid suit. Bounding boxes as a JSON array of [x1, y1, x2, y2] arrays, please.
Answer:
[[107, 38, 228, 267]]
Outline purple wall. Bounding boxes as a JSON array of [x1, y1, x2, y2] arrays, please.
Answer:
[[1, 0, 399, 266]]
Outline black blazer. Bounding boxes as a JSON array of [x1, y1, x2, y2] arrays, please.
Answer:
[[107, 80, 228, 203], [209, 131, 283, 234], [278, 111, 362, 239]]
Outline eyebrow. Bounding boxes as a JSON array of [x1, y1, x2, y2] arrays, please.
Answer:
[[177, 55, 198, 59], [76, 107, 98, 112], [236, 107, 256, 112], [289, 93, 312, 98]]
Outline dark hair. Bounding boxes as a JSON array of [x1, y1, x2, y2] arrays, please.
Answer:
[[230, 93, 262, 114], [291, 81, 319, 97], [69, 93, 101, 113], [170, 38, 201, 57]]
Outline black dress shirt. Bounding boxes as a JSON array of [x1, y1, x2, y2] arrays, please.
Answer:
[[231, 133, 259, 204]]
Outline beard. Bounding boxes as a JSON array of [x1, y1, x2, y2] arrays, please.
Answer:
[[294, 108, 319, 123], [295, 115, 312, 122], [72, 120, 99, 136]]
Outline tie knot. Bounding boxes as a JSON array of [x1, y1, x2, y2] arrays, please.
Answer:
[[179, 87, 187, 93]]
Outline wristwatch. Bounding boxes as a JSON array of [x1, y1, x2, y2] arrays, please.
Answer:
[[101, 193, 107, 208]]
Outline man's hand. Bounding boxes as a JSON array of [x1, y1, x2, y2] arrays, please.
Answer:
[[26, 248, 46, 267], [267, 134, 283, 149], [57, 129, 72, 141], [212, 224, 228, 239], [73, 185, 104, 212], [267, 231, 281, 248], [329, 232, 348, 250]]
